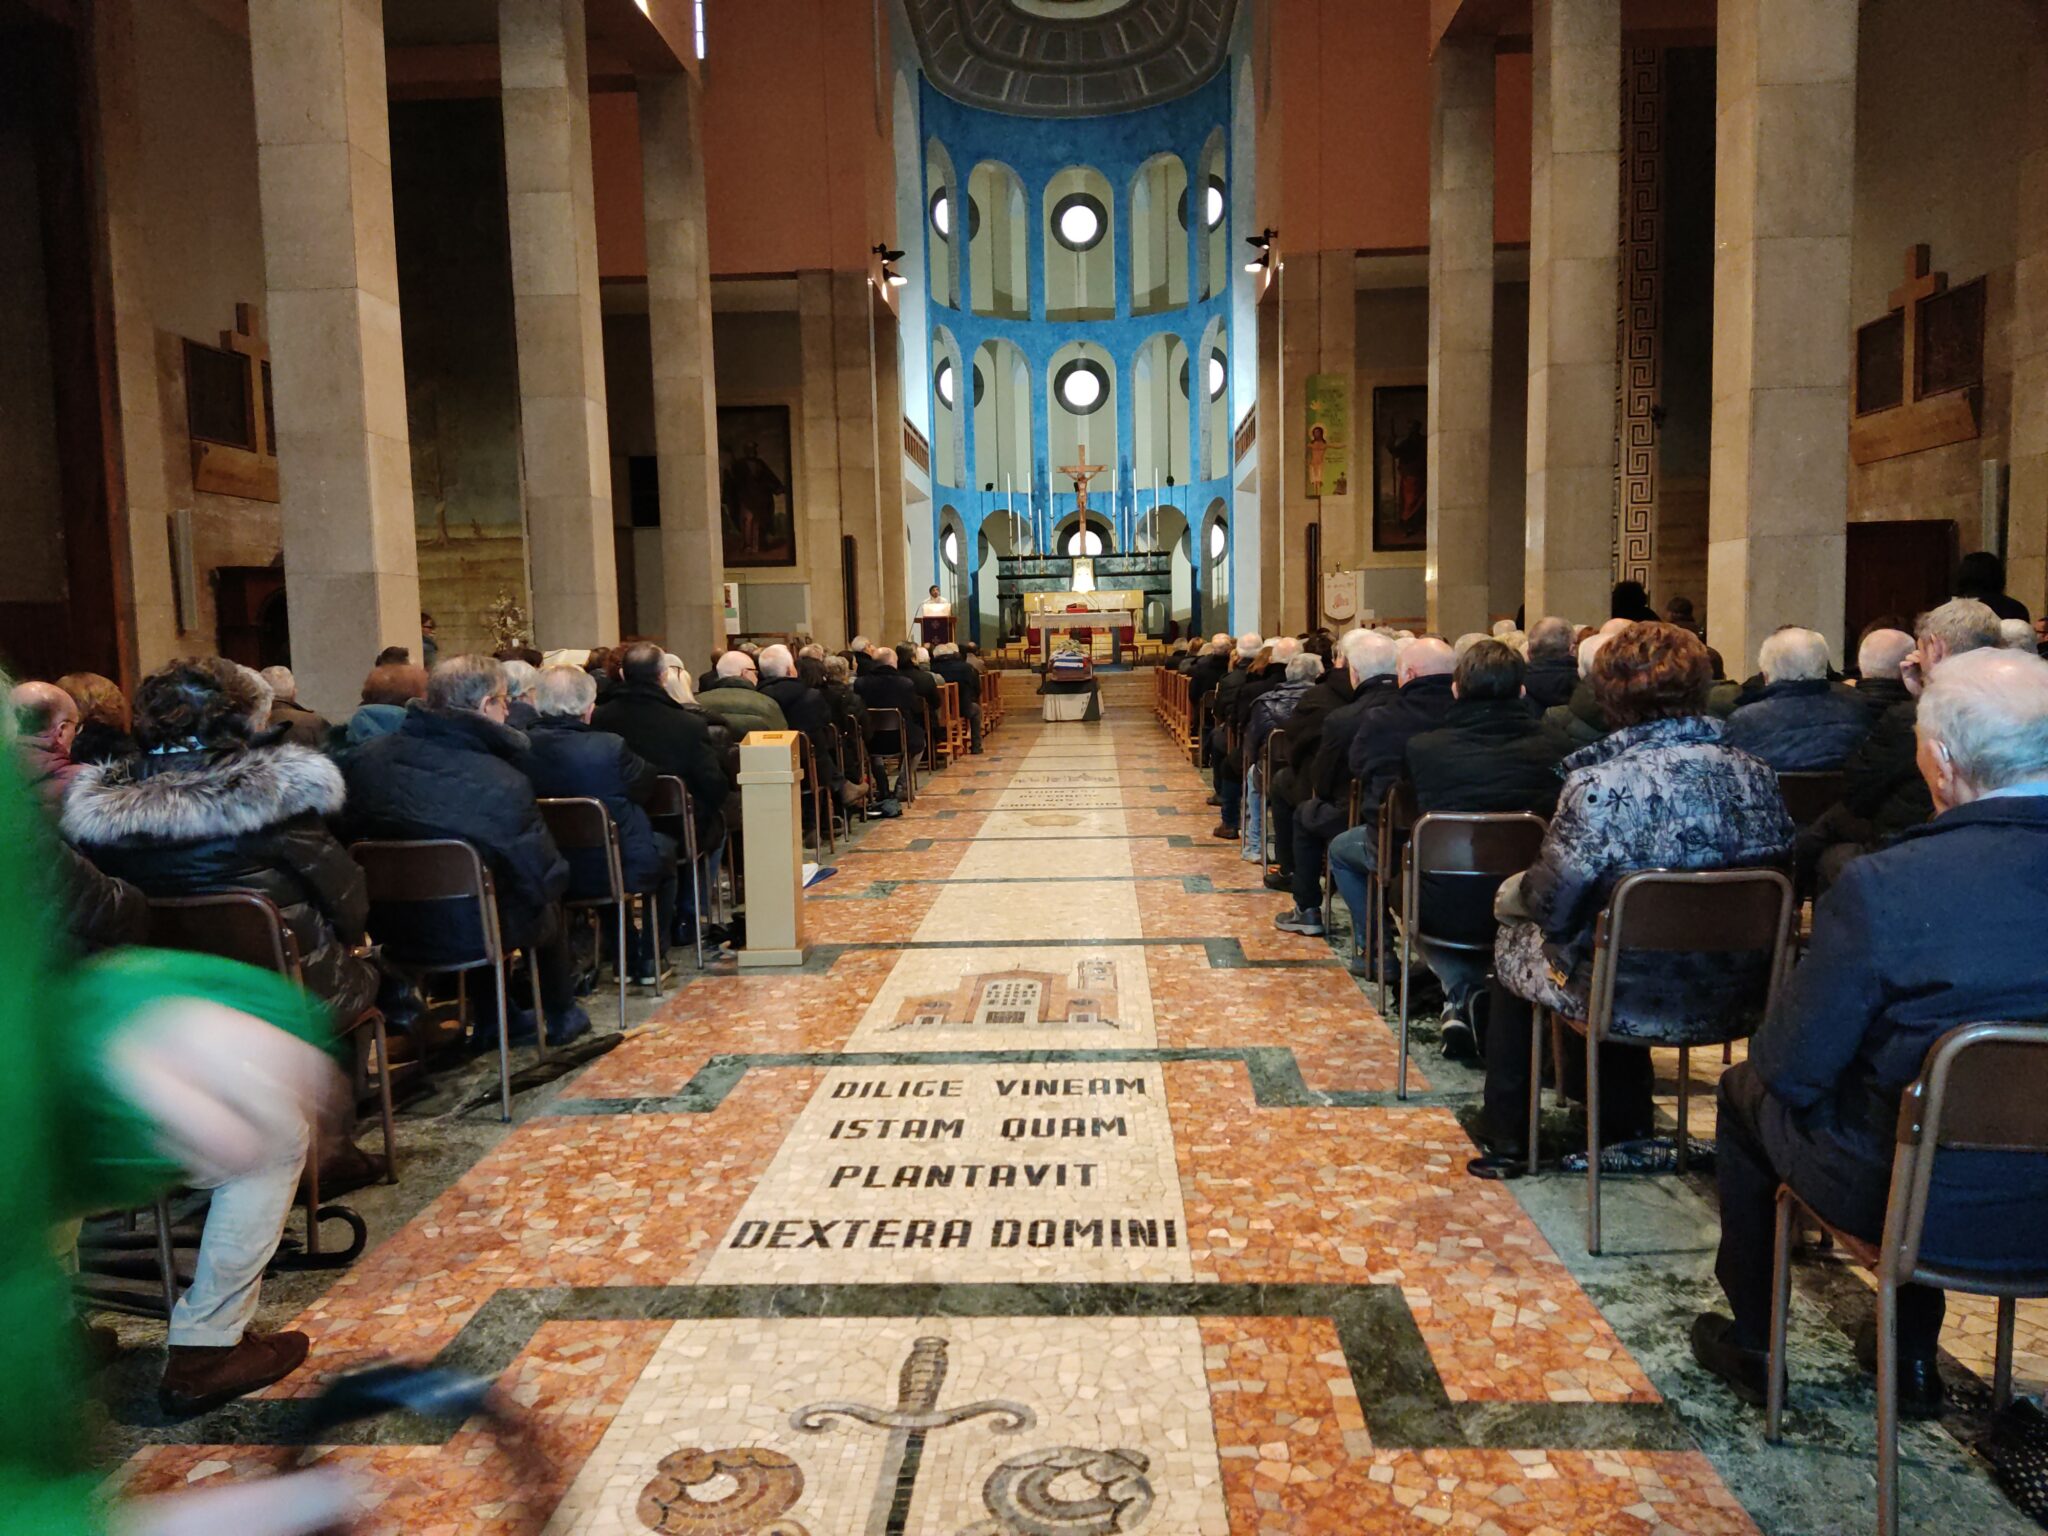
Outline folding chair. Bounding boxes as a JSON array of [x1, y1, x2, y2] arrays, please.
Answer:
[[1257, 726, 1290, 872], [1766, 1021, 2048, 1536], [1366, 780, 1418, 986], [1395, 812, 1548, 1100], [795, 731, 835, 855], [537, 797, 655, 1031], [1538, 867, 1796, 1252], [649, 774, 708, 970], [146, 891, 394, 1261], [350, 839, 546, 1122], [866, 707, 919, 804]]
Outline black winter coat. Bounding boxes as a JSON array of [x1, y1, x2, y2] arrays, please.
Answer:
[[1522, 657, 1578, 712], [1274, 670, 1358, 797], [1751, 794, 2048, 1268], [1721, 679, 1873, 773], [58, 841, 149, 953], [523, 717, 665, 894], [67, 744, 375, 1015], [342, 708, 567, 953], [592, 682, 732, 834], [1836, 695, 1930, 841], [1188, 650, 1229, 712], [933, 653, 979, 698], [760, 675, 845, 788], [1347, 674, 1455, 813], [1404, 699, 1570, 942], [855, 669, 927, 754]]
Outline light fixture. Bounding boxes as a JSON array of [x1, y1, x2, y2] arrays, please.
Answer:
[[1244, 227, 1277, 275], [872, 244, 908, 288]]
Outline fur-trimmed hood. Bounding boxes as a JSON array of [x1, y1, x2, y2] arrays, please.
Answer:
[[64, 744, 345, 847]]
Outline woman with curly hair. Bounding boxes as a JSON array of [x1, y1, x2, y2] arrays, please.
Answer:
[[1468, 622, 1795, 1178], [54, 672, 135, 766]]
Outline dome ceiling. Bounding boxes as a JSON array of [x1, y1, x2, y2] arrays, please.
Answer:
[[904, 0, 1239, 118]]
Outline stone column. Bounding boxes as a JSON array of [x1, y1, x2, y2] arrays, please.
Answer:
[[248, 0, 422, 715], [1707, 0, 1855, 670], [872, 287, 910, 643], [1428, 35, 1496, 638], [1524, 0, 1620, 625], [799, 273, 887, 644], [500, 0, 617, 648], [2010, 23, 2048, 615], [1278, 253, 1355, 634], [639, 69, 725, 655], [93, 0, 180, 676]]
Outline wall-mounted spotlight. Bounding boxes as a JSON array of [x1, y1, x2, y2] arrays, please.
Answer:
[[1244, 228, 1277, 275], [873, 243, 909, 287]]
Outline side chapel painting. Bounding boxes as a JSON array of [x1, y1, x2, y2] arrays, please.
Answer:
[[717, 404, 797, 566], [1372, 383, 1427, 552]]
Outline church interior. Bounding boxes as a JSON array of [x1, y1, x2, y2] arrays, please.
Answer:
[[8, 0, 2048, 1532]]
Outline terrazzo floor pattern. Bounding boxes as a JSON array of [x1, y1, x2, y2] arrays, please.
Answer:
[[110, 683, 2039, 1534]]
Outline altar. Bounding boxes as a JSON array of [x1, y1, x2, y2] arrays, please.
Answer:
[[1023, 588, 1142, 665]]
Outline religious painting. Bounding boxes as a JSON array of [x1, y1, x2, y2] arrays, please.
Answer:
[[1303, 372, 1350, 498], [717, 404, 797, 566], [1371, 384, 1428, 552]]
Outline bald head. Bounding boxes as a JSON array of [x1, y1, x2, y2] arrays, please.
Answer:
[[1269, 636, 1303, 665], [11, 680, 77, 742], [1857, 628, 1915, 681], [716, 649, 756, 681], [1398, 637, 1456, 686]]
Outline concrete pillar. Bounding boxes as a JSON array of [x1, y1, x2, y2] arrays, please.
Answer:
[[1428, 36, 1497, 638], [639, 69, 725, 655], [500, 0, 617, 648], [834, 272, 889, 641], [798, 273, 889, 644], [249, 0, 422, 715], [1278, 253, 1355, 634], [2010, 23, 2048, 616], [1525, 0, 1620, 626], [797, 274, 846, 639], [93, 0, 180, 677], [1707, 0, 1855, 671]]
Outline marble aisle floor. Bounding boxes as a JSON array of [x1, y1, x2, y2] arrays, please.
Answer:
[[112, 680, 2039, 1535]]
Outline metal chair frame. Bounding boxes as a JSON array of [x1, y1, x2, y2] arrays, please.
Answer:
[[1257, 726, 1290, 870], [1535, 866, 1796, 1252], [1365, 781, 1417, 987], [537, 796, 661, 1031], [648, 775, 709, 970], [865, 707, 920, 804], [1765, 1020, 2048, 1536], [1395, 812, 1548, 1100], [350, 839, 545, 1122]]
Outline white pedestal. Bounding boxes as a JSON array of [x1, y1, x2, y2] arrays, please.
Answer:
[[735, 731, 806, 968]]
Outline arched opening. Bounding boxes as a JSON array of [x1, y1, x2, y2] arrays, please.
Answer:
[[1202, 497, 1230, 629], [1130, 153, 1189, 317], [1196, 315, 1229, 481], [1047, 339, 1117, 484], [1196, 127, 1228, 302], [967, 161, 1029, 320], [1056, 516, 1113, 557], [937, 506, 968, 611], [1131, 333, 1191, 490], [1044, 166, 1115, 322], [925, 139, 960, 310], [930, 325, 965, 488], [972, 339, 1032, 496], [892, 74, 930, 437]]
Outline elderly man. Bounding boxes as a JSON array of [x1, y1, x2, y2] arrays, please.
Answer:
[[1851, 626, 1915, 717], [1523, 616, 1580, 710], [1189, 631, 1232, 713], [1206, 632, 1263, 839], [524, 665, 673, 983], [1265, 643, 1358, 895], [855, 645, 925, 810], [1693, 649, 2048, 1413], [499, 658, 540, 730], [1312, 638, 1459, 947], [1543, 630, 1622, 746], [1278, 629, 1399, 939], [10, 680, 81, 808], [759, 642, 863, 807], [343, 656, 587, 1046], [256, 666, 331, 748], [1245, 650, 1323, 883], [592, 643, 730, 839], [697, 648, 788, 738], [931, 641, 984, 753], [1803, 598, 2002, 885], [1720, 628, 1871, 772]]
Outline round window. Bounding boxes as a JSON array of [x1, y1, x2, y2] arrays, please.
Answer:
[[941, 527, 960, 568], [1064, 525, 1107, 557], [1208, 520, 1227, 560], [1205, 179, 1226, 230], [934, 359, 956, 409], [1055, 358, 1110, 416], [929, 188, 951, 239], [1052, 192, 1108, 253], [1208, 352, 1227, 400]]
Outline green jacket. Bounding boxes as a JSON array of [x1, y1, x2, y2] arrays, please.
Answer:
[[696, 681, 788, 739], [0, 757, 329, 1535]]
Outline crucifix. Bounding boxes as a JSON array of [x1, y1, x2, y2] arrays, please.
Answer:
[[1888, 243, 1945, 402], [189, 300, 280, 502], [1060, 443, 1106, 516]]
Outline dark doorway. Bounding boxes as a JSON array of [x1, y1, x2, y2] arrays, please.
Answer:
[[1845, 519, 1957, 651], [215, 566, 291, 670]]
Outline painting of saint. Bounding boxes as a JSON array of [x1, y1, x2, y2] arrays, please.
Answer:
[[1372, 385, 1427, 552], [717, 405, 796, 566]]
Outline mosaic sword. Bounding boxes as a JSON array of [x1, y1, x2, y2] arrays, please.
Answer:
[[790, 1335, 1034, 1536]]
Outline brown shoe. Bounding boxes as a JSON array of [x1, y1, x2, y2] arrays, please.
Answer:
[[160, 1329, 311, 1416]]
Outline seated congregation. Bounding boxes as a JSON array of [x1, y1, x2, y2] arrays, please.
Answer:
[[6, 629, 1000, 1417], [1163, 580, 2048, 1422]]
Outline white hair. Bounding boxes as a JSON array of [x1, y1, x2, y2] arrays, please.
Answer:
[[715, 650, 753, 679], [534, 664, 597, 717], [1284, 652, 1323, 684], [1235, 631, 1263, 660], [913, 647, 930, 665], [234, 664, 274, 731], [1577, 634, 1611, 679], [932, 642, 959, 657], [1856, 628, 1915, 681], [258, 665, 297, 703], [1491, 619, 1518, 638], [1917, 648, 2048, 791], [849, 634, 873, 655], [1528, 616, 1576, 662], [1500, 630, 1528, 658], [1453, 632, 1489, 659], [1399, 637, 1457, 683], [1918, 598, 2002, 658], [427, 655, 505, 713], [501, 658, 538, 699], [1756, 627, 1830, 684], [2000, 618, 2038, 652], [662, 654, 695, 704], [1210, 632, 1231, 649], [1339, 627, 1397, 681], [759, 643, 796, 679], [1269, 636, 1302, 664]]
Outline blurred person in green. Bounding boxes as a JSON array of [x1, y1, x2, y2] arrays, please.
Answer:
[[0, 675, 359, 1535]]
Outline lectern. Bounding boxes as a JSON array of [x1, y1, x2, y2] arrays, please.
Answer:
[[917, 602, 955, 647]]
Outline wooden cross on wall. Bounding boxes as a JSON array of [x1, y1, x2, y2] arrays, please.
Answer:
[[188, 301, 280, 502], [1889, 244, 1944, 402], [1060, 443, 1105, 515], [1849, 243, 1983, 466]]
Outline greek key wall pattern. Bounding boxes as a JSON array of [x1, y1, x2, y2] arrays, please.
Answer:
[[1614, 46, 1665, 589]]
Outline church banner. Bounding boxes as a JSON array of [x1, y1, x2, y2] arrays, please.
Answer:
[[1304, 373, 1350, 498]]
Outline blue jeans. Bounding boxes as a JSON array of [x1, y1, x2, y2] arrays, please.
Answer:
[[1327, 825, 1377, 937]]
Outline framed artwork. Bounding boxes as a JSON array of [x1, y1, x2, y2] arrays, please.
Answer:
[[1303, 372, 1349, 498], [1371, 384, 1427, 553], [717, 404, 797, 567]]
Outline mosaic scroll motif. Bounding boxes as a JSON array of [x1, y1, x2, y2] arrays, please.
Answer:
[[1613, 44, 1664, 588], [637, 1447, 810, 1535]]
